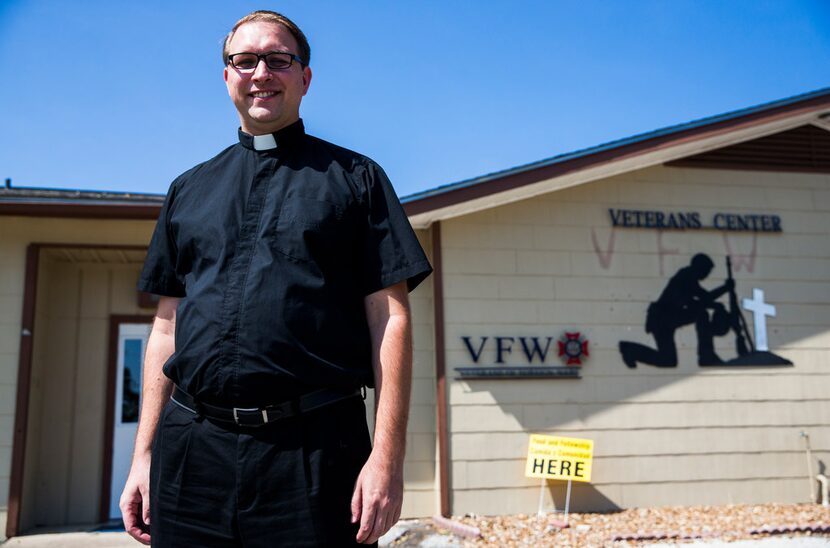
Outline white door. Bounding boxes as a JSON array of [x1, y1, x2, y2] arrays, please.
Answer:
[[109, 323, 152, 520]]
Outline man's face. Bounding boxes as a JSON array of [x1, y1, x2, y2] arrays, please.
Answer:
[[223, 21, 312, 135]]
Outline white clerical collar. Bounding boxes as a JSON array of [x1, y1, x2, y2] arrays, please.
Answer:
[[252, 134, 278, 151], [238, 120, 305, 151]]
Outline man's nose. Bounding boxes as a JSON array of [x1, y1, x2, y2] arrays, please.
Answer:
[[252, 58, 272, 81]]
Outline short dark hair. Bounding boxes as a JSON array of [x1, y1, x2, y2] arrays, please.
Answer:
[[223, 10, 310, 67]]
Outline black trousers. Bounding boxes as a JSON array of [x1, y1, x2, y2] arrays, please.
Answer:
[[149, 394, 375, 547]]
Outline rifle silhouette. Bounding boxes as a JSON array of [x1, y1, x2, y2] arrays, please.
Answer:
[[726, 257, 754, 357]]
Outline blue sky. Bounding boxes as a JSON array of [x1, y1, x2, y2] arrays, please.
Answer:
[[1, 0, 828, 198]]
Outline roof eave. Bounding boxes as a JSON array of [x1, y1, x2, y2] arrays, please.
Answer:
[[402, 88, 830, 228], [0, 201, 162, 220]]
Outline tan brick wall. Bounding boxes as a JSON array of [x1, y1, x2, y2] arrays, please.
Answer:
[[0, 234, 26, 503], [0, 217, 156, 519], [22, 258, 150, 528], [442, 166, 830, 514], [395, 229, 437, 517]]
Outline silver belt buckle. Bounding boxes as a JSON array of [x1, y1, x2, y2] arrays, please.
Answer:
[[232, 406, 266, 425]]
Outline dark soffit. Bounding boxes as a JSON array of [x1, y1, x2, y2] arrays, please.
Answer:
[[665, 123, 830, 172]]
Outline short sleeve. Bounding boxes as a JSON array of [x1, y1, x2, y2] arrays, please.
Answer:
[[138, 182, 186, 297], [360, 162, 433, 295]]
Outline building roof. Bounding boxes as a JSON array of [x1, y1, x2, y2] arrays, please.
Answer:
[[3, 86, 829, 223], [0, 184, 164, 204], [401, 86, 830, 227], [0, 182, 164, 219]]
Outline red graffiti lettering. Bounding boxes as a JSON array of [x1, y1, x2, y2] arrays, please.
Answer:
[[722, 232, 757, 273], [591, 227, 616, 269]]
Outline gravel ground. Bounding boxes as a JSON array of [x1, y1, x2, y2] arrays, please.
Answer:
[[429, 503, 830, 547], [3, 504, 828, 547], [650, 539, 830, 547]]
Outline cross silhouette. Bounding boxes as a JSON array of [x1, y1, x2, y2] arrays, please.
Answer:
[[742, 288, 776, 352]]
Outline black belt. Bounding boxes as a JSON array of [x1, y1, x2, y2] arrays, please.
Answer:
[[171, 385, 363, 427]]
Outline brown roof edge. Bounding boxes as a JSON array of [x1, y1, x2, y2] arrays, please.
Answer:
[[0, 202, 161, 219], [402, 91, 830, 218]]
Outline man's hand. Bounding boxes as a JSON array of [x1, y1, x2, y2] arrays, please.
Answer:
[[350, 451, 403, 544], [120, 452, 152, 545], [119, 296, 177, 545]]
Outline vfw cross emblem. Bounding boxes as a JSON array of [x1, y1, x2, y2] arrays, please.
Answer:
[[558, 332, 589, 366]]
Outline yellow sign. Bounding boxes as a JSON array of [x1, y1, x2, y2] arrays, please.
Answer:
[[525, 434, 593, 482]]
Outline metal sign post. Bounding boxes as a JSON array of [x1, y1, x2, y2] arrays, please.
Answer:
[[564, 478, 573, 525]]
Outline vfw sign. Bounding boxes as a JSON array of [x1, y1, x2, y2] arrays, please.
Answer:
[[455, 333, 589, 379], [463, 335, 559, 364]]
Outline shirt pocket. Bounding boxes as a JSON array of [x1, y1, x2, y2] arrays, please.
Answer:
[[273, 196, 347, 264]]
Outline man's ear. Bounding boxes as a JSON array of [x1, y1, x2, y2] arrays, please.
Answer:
[[223, 66, 233, 97], [302, 66, 312, 95]]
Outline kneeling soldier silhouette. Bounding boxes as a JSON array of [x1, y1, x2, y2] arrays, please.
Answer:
[[619, 253, 734, 368]]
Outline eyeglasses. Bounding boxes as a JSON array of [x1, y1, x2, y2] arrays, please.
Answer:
[[226, 51, 304, 71]]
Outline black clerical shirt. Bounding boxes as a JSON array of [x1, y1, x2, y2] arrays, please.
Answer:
[[138, 120, 432, 407]]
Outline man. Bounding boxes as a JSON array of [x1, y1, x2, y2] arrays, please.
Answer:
[[619, 253, 733, 368], [120, 10, 432, 547]]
